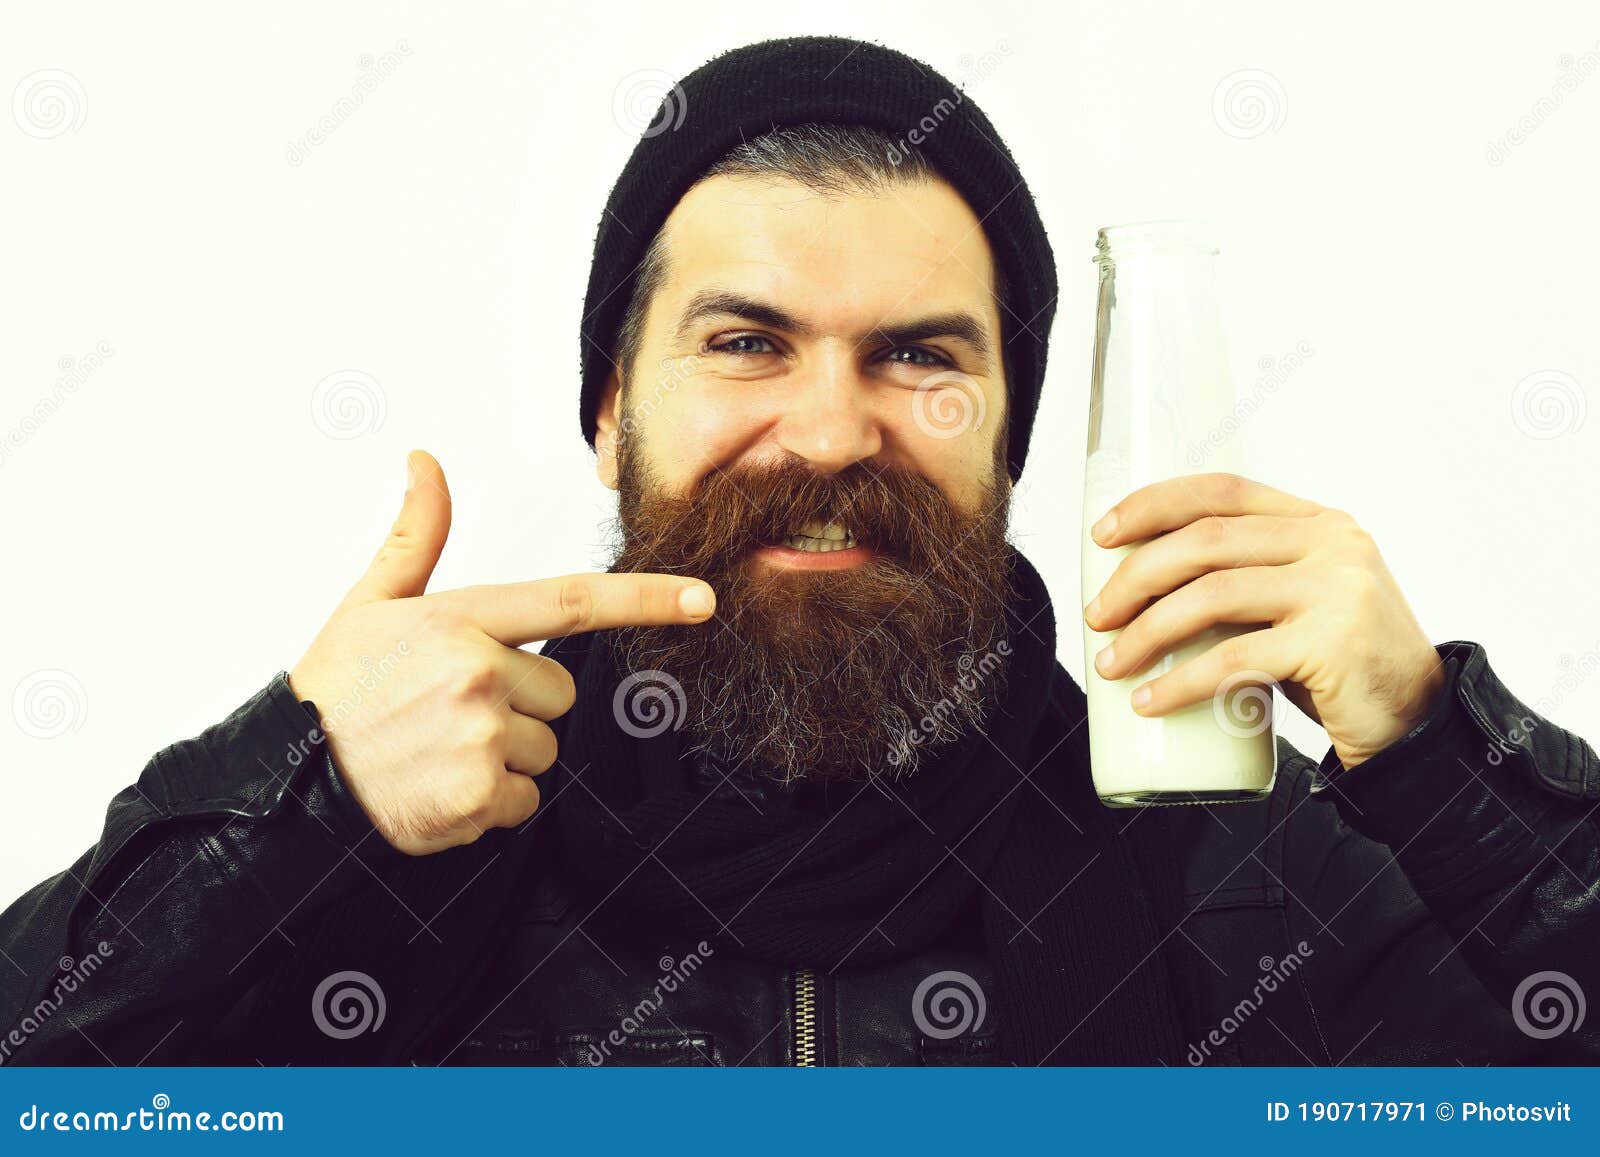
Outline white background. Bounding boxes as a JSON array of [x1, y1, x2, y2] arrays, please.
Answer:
[[2, 1, 1597, 901]]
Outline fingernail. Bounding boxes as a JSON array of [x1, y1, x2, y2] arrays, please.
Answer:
[[1091, 511, 1118, 543], [404, 454, 417, 491], [1095, 644, 1115, 674], [1131, 685, 1152, 711], [679, 584, 715, 618], [1085, 596, 1102, 624]]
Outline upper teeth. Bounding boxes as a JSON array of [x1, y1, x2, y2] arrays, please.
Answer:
[[785, 519, 856, 552], [796, 519, 849, 541]]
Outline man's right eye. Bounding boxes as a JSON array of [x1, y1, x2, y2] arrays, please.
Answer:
[[707, 334, 778, 357]]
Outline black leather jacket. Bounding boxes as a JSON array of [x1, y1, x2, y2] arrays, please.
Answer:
[[2, 640, 1597, 1065]]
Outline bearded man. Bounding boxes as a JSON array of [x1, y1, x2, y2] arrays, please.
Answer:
[[3, 36, 1597, 1067]]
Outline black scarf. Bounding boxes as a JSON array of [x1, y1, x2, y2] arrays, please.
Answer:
[[547, 550, 1189, 1064]]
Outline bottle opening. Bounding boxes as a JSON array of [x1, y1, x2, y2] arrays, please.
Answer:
[[1095, 219, 1220, 263]]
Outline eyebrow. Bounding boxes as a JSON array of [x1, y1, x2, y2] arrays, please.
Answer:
[[673, 289, 994, 364]]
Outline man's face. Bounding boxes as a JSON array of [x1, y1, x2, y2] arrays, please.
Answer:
[[596, 172, 1007, 516], [596, 172, 1016, 782]]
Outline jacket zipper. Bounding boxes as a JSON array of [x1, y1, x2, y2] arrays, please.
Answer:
[[792, 967, 819, 1066]]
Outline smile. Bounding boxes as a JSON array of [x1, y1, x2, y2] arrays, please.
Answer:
[[783, 518, 856, 553], [755, 519, 876, 570]]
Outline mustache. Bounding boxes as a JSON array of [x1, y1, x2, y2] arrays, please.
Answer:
[[615, 455, 1004, 576]]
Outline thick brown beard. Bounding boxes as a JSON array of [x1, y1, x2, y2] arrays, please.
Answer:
[[606, 438, 1016, 784]]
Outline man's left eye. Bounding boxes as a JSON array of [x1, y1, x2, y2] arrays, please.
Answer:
[[883, 346, 952, 368]]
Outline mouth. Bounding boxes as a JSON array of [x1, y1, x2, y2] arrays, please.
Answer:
[[753, 518, 877, 570]]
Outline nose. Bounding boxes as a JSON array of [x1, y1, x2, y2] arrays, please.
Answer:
[[772, 348, 884, 474]]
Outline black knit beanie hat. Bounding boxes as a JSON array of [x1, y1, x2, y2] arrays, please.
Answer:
[[579, 35, 1058, 482]]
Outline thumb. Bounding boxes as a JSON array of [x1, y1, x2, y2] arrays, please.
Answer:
[[345, 449, 452, 605]]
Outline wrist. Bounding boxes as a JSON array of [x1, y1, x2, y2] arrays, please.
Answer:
[[1337, 658, 1449, 770]]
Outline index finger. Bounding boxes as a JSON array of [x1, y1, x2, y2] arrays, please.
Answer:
[[442, 572, 716, 646], [1090, 473, 1320, 548]]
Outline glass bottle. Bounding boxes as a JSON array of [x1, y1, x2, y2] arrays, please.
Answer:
[[1082, 220, 1277, 806]]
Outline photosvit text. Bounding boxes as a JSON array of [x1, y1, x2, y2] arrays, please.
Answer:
[[1265, 1100, 1573, 1123]]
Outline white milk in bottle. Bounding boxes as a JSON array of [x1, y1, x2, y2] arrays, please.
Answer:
[[1081, 221, 1276, 806], [1082, 464, 1276, 805]]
